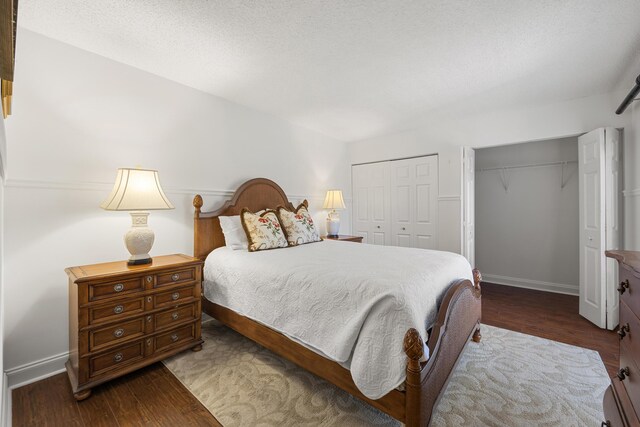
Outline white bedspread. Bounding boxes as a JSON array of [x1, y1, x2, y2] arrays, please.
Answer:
[[203, 240, 472, 399]]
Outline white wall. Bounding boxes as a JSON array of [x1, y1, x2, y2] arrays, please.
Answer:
[[622, 96, 640, 250], [0, 117, 6, 426], [475, 137, 579, 294], [2, 29, 351, 386]]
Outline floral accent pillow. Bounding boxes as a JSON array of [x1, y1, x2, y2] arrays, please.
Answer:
[[276, 201, 321, 246], [240, 209, 288, 252]]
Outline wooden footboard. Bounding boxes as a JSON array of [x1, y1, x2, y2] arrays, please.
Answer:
[[404, 269, 482, 426]]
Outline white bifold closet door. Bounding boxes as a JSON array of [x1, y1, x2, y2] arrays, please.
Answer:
[[352, 161, 391, 245], [390, 156, 438, 249], [578, 127, 620, 330], [352, 155, 438, 249]]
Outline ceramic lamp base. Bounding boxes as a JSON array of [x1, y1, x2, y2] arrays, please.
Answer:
[[124, 212, 155, 265], [326, 217, 340, 237]]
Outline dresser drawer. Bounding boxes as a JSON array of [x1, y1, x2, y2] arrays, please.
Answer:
[[154, 286, 195, 309], [603, 385, 625, 427], [620, 267, 640, 316], [88, 297, 145, 325], [155, 323, 196, 353], [620, 300, 640, 369], [89, 317, 146, 351], [88, 277, 144, 302], [155, 304, 197, 331], [89, 340, 144, 378], [155, 268, 196, 288], [619, 339, 640, 414]]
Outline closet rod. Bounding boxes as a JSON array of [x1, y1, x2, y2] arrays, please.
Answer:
[[477, 160, 577, 172], [615, 73, 640, 115]]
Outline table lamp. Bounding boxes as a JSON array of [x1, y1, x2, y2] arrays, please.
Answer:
[[101, 168, 174, 265], [322, 189, 346, 237]]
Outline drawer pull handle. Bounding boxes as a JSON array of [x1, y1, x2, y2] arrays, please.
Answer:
[[147, 339, 151, 346], [113, 305, 124, 314], [114, 328, 125, 338], [601, 421, 611, 427], [618, 323, 630, 340], [172, 273, 180, 281], [146, 276, 153, 283], [147, 296, 152, 303], [171, 292, 180, 301], [172, 312, 179, 320], [147, 315, 152, 322], [618, 279, 630, 295], [617, 367, 630, 381], [171, 334, 179, 342], [113, 283, 124, 292], [113, 353, 123, 363]]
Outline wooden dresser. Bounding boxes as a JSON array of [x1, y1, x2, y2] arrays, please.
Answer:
[[604, 250, 640, 426], [65, 254, 204, 400]]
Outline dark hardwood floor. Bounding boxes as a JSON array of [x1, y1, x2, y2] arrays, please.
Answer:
[[13, 283, 619, 426], [481, 282, 619, 377]]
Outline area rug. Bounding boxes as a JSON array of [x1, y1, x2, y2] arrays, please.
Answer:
[[163, 322, 609, 426]]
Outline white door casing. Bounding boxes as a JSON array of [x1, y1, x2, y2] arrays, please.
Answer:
[[605, 128, 620, 330], [462, 147, 475, 268]]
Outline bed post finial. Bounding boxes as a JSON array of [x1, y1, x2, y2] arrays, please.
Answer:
[[403, 328, 424, 374], [193, 194, 203, 218], [472, 268, 482, 290]]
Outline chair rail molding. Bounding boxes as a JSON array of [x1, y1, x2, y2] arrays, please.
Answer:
[[623, 188, 640, 198]]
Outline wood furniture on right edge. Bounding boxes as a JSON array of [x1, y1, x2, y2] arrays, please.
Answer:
[[323, 234, 363, 243], [193, 178, 482, 427], [603, 250, 640, 426]]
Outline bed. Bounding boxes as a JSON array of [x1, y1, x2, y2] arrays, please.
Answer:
[[193, 178, 482, 426]]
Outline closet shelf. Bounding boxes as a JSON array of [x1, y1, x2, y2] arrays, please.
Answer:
[[477, 160, 577, 191], [476, 160, 577, 172]]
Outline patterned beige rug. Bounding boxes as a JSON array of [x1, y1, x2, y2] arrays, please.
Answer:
[[163, 321, 609, 426]]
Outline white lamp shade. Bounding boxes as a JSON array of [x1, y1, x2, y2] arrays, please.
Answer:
[[322, 190, 346, 210], [101, 168, 174, 211]]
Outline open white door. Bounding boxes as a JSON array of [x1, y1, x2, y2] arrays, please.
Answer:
[[579, 129, 607, 328], [579, 128, 620, 329], [462, 147, 475, 267]]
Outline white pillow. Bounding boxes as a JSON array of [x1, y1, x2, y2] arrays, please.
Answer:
[[219, 211, 265, 250]]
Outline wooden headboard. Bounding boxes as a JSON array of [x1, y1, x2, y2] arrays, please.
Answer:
[[192, 178, 295, 260]]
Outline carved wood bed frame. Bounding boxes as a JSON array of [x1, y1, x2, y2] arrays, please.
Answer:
[[193, 178, 482, 426]]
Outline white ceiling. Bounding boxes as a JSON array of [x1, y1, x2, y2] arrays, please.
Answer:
[[17, 1, 640, 142]]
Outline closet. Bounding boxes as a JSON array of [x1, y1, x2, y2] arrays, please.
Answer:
[[352, 155, 438, 249], [474, 128, 621, 330]]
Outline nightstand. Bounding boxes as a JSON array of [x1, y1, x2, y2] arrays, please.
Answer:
[[65, 254, 204, 401], [323, 234, 363, 243]]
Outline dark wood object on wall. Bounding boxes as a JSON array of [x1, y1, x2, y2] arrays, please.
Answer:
[[193, 177, 482, 426], [65, 254, 204, 401], [603, 250, 640, 426], [0, 0, 17, 118]]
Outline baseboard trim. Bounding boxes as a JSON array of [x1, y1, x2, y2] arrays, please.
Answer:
[[482, 273, 578, 296], [6, 351, 68, 391]]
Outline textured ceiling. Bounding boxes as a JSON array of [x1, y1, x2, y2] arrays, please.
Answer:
[[17, 0, 640, 141]]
